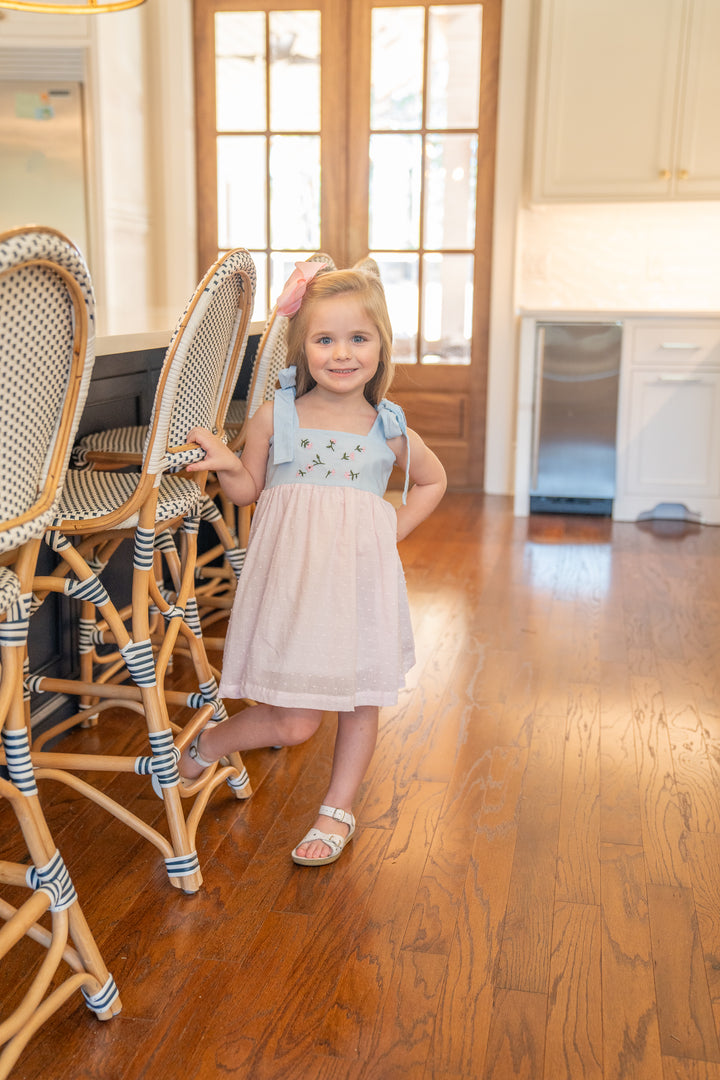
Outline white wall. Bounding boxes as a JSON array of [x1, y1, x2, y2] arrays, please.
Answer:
[[0, 0, 197, 321]]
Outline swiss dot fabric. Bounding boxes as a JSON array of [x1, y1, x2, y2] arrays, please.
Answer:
[[218, 403, 414, 711]]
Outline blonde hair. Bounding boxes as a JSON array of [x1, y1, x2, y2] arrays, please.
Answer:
[[284, 268, 394, 406]]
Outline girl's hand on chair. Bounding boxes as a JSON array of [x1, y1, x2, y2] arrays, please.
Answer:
[[185, 427, 239, 474]]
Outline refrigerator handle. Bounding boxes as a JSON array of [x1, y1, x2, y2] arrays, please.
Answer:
[[531, 325, 546, 491]]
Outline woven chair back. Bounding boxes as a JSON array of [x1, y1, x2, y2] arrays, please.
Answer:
[[142, 248, 256, 473], [0, 227, 95, 552], [245, 251, 335, 422]]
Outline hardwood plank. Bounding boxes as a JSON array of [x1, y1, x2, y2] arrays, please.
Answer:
[[494, 715, 564, 994], [482, 988, 547, 1080], [631, 674, 692, 887], [429, 745, 528, 1078], [600, 660, 643, 846], [320, 781, 446, 1058], [684, 834, 720, 1017], [556, 684, 601, 905], [600, 842, 663, 1080], [544, 901, 603, 1080], [663, 1058, 720, 1080], [646, 883, 720, 1062]]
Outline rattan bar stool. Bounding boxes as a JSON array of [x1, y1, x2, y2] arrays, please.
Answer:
[[27, 249, 256, 894], [0, 226, 121, 1078], [194, 251, 337, 635]]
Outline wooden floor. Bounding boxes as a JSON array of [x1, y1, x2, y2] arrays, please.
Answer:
[[2, 492, 720, 1079]]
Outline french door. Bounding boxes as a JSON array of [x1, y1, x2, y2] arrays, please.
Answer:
[[193, 0, 500, 487]]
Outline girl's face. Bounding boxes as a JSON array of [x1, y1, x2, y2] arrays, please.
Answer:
[[303, 295, 381, 399]]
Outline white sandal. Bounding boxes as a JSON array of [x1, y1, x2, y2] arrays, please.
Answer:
[[291, 805, 356, 866]]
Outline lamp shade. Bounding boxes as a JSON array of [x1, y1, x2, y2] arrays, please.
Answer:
[[0, 0, 146, 12]]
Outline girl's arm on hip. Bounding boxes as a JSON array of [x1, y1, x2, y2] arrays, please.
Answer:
[[186, 401, 273, 506], [391, 427, 447, 542]]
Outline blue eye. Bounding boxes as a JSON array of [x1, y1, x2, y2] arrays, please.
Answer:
[[318, 335, 332, 345], [352, 334, 367, 344]]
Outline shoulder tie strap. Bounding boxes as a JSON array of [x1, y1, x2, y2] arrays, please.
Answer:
[[273, 365, 298, 464], [377, 399, 410, 504]]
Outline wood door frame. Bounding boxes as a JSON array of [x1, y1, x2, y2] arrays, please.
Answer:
[[348, 0, 501, 490], [193, 0, 501, 488]]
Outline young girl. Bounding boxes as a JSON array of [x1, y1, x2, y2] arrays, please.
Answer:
[[184, 262, 446, 866]]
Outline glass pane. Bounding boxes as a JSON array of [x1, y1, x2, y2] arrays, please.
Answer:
[[372, 253, 419, 365], [370, 7, 424, 130], [217, 135, 266, 249], [269, 11, 321, 132], [422, 253, 473, 364], [270, 250, 316, 307], [428, 5, 482, 129], [249, 251, 268, 320], [269, 136, 321, 250], [424, 134, 478, 249], [369, 134, 422, 250], [215, 12, 266, 132]]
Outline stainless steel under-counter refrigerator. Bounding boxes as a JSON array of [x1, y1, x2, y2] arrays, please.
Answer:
[[530, 321, 622, 515]]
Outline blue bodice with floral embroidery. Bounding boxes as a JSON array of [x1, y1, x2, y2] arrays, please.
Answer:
[[266, 365, 410, 501]]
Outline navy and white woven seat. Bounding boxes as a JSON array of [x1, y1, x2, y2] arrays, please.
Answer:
[[28, 248, 257, 898], [0, 226, 121, 1072], [56, 469, 203, 528]]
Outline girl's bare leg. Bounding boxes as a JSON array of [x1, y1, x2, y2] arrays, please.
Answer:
[[179, 703, 323, 779], [294, 705, 379, 861]]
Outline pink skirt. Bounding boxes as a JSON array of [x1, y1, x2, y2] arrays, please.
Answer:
[[218, 483, 415, 711]]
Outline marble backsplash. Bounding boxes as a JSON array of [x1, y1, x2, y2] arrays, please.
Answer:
[[516, 202, 720, 312]]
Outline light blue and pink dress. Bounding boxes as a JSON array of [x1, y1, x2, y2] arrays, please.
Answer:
[[218, 366, 415, 711]]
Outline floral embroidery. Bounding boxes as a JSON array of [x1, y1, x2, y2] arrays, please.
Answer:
[[300, 438, 312, 449], [326, 439, 336, 452], [311, 453, 325, 467]]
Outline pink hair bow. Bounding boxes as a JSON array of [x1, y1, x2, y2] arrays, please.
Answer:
[[276, 260, 327, 317]]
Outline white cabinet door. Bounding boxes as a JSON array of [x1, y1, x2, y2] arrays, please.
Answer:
[[530, 0, 720, 202], [675, 0, 720, 196], [624, 370, 720, 497], [531, 0, 683, 200]]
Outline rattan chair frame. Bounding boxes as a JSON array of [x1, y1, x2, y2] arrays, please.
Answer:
[[26, 250, 257, 895], [0, 226, 121, 1078]]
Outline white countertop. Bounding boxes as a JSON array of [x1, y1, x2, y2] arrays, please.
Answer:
[[95, 306, 266, 357], [517, 308, 720, 320]]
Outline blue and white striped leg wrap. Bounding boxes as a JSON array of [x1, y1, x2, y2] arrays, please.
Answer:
[[199, 497, 223, 524], [133, 526, 155, 572], [26, 849, 77, 911], [134, 728, 180, 789], [64, 575, 111, 608], [226, 765, 250, 792], [23, 656, 30, 701], [82, 974, 120, 1015], [79, 617, 107, 653], [183, 597, 202, 638], [86, 553, 108, 575], [0, 593, 31, 647], [182, 515, 200, 536], [164, 850, 200, 879], [186, 678, 228, 723], [45, 529, 72, 554], [225, 547, 246, 580], [153, 530, 177, 556], [2, 727, 38, 796], [120, 638, 157, 687]]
